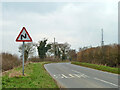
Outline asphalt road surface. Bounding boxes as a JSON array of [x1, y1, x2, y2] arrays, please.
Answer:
[[44, 62, 119, 88]]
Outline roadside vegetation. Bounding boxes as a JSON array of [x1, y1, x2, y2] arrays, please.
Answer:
[[2, 62, 58, 88], [1, 38, 119, 88], [18, 38, 77, 62], [1, 53, 21, 72], [78, 44, 119, 67], [71, 61, 119, 74], [75, 44, 120, 74]]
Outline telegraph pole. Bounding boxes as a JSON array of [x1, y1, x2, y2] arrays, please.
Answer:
[[101, 28, 104, 46], [101, 28, 104, 64], [54, 37, 56, 59]]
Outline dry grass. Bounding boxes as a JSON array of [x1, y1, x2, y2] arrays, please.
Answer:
[[9, 71, 22, 78], [9, 71, 28, 78]]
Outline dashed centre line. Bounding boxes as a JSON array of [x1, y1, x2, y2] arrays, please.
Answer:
[[94, 77, 118, 87], [72, 70, 81, 73], [71, 70, 118, 87]]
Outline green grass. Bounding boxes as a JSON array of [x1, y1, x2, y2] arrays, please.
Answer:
[[2, 62, 58, 88], [71, 61, 120, 74]]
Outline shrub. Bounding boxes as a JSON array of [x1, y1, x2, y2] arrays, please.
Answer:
[[77, 44, 119, 67], [1, 53, 21, 72]]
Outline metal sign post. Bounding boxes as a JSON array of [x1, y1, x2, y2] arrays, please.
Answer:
[[16, 27, 32, 76], [22, 41, 25, 75]]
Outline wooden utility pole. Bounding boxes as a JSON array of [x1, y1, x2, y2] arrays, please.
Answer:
[[101, 28, 104, 46], [54, 37, 55, 59], [101, 28, 104, 64]]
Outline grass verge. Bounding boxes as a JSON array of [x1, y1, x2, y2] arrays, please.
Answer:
[[2, 62, 58, 88], [71, 61, 120, 74]]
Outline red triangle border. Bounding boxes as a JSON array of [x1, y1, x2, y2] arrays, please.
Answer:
[[16, 27, 32, 42]]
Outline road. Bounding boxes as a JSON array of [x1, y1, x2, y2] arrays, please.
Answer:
[[44, 62, 119, 88]]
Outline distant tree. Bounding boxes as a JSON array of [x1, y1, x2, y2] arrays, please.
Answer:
[[79, 48, 82, 52], [19, 43, 35, 62], [68, 49, 77, 61], [48, 42, 71, 60], [37, 39, 51, 59], [48, 42, 59, 58], [59, 42, 71, 60]]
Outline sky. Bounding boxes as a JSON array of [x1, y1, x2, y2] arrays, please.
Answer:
[[1, 0, 118, 56]]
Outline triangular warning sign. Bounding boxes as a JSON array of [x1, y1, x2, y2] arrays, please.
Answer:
[[16, 27, 32, 42]]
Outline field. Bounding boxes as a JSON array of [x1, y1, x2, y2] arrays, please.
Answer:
[[2, 62, 58, 88], [71, 61, 120, 74]]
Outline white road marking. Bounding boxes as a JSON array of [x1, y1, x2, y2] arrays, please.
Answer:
[[81, 74, 89, 78], [72, 70, 81, 73], [94, 77, 118, 87], [73, 74, 89, 78], [72, 70, 90, 78], [53, 75, 58, 78], [53, 73, 89, 79], [74, 74, 81, 78], [61, 74, 68, 78], [69, 74, 74, 78]]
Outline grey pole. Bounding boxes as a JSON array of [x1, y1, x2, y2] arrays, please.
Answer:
[[54, 37, 55, 59], [22, 41, 25, 76]]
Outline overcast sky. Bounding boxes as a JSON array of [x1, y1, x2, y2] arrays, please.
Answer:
[[1, 1, 118, 56]]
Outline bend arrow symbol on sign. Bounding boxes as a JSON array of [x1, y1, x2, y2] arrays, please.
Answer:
[[21, 33, 27, 40]]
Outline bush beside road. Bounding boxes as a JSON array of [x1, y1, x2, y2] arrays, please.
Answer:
[[1, 53, 21, 72]]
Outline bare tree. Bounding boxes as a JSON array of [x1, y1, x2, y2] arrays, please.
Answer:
[[19, 43, 35, 61], [68, 49, 77, 61], [48, 42, 71, 60]]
